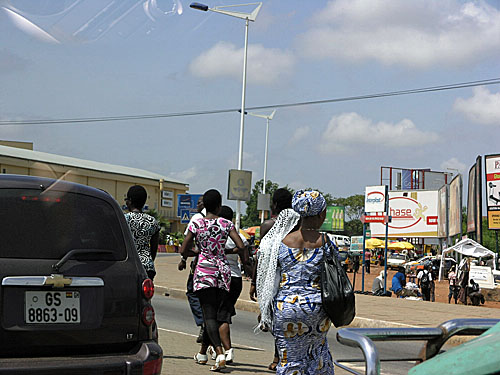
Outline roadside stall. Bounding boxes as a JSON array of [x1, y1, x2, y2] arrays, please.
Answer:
[[439, 238, 497, 281]]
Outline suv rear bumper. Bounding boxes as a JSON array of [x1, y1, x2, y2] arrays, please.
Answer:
[[0, 341, 162, 374]]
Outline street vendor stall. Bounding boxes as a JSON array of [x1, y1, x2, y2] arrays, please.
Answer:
[[439, 238, 497, 281]]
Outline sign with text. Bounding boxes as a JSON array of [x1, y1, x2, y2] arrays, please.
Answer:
[[485, 154, 500, 229], [448, 174, 462, 237], [365, 186, 386, 213], [361, 214, 387, 224], [227, 169, 252, 201], [370, 190, 439, 237], [177, 194, 203, 218]]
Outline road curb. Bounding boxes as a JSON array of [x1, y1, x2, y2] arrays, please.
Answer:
[[155, 285, 472, 346]]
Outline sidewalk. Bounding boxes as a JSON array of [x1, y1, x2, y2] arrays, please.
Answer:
[[154, 254, 500, 332]]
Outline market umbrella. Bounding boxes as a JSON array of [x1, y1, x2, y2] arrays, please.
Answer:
[[398, 241, 415, 250], [365, 238, 385, 249], [387, 242, 406, 251], [244, 226, 259, 236], [239, 229, 251, 240]]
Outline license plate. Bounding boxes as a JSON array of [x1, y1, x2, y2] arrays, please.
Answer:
[[25, 291, 80, 324]]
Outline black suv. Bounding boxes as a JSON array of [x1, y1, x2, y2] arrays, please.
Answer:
[[0, 175, 163, 374]]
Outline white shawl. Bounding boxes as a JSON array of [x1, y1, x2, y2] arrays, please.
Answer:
[[256, 208, 300, 329]]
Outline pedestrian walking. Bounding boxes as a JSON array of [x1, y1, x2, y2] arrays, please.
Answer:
[[430, 261, 439, 302], [250, 188, 296, 371], [214, 205, 249, 364], [417, 263, 433, 301], [447, 265, 458, 304], [124, 185, 160, 281], [179, 189, 245, 372], [257, 190, 337, 374], [178, 197, 205, 343]]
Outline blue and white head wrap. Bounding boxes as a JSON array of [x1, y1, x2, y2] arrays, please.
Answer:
[[292, 190, 326, 217]]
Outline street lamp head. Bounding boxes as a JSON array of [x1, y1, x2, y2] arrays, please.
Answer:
[[190, 2, 209, 11]]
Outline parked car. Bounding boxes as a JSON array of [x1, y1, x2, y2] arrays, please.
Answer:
[[404, 255, 456, 277], [387, 252, 410, 270], [0, 175, 163, 374]]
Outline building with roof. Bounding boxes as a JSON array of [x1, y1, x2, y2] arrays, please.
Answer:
[[0, 141, 188, 232]]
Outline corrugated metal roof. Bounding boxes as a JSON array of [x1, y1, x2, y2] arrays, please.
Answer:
[[0, 145, 187, 186]]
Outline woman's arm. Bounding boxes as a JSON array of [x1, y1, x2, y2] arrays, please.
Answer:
[[179, 231, 197, 258], [150, 231, 160, 261], [228, 228, 245, 251]]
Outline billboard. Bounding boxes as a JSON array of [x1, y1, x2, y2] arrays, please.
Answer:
[[467, 164, 476, 233], [475, 156, 483, 243], [370, 190, 439, 237], [365, 186, 386, 213], [437, 184, 447, 238], [448, 175, 462, 237], [485, 154, 500, 229], [227, 169, 252, 201], [320, 206, 345, 232]]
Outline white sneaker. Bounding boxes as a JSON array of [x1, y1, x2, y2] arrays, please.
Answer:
[[225, 348, 234, 364]]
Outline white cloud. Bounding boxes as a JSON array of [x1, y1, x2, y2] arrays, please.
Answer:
[[297, 0, 500, 68], [168, 166, 197, 182], [319, 112, 438, 153], [453, 87, 500, 125], [289, 126, 311, 146], [189, 42, 295, 84], [440, 157, 466, 173]]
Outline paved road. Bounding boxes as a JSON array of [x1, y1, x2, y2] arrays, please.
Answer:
[[153, 294, 420, 374]]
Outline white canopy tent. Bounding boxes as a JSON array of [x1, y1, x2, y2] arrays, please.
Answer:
[[439, 238, 497, 281]]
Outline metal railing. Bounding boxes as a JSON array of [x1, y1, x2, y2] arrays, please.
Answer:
[[335, 318, 500, 375]]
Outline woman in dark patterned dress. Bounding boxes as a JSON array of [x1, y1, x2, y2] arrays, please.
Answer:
[[124, 185, 160, 281]]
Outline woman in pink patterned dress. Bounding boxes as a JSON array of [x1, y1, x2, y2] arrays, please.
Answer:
[[180, 189, 245, 372]]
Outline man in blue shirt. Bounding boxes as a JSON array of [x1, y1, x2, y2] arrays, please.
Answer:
[[391, 266, 408, 297]]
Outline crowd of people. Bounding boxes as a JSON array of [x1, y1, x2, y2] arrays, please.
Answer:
[[122, 183, 488, 374], [167, 187, 339, 373], [373, 261, 486, 306]]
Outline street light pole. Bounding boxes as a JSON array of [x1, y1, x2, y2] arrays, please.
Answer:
[[236, 17, 249, 230], [190, 2, 262, 230], [247, 110, 275, 222]]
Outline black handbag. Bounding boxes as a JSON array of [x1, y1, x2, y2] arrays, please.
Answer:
[[320, 234, 356, 327]]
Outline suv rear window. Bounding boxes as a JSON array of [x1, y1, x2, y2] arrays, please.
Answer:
[[0, 189, 126, 260]]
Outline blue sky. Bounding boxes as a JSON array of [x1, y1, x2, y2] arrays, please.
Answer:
[[1, 0, 500, 206]]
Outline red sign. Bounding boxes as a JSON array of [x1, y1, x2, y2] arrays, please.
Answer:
[[361, 214, 387, 224]]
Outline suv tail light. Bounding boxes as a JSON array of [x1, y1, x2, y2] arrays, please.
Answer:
[[143, 357, 162, 375], [142, 305, 155, 326], [142, 278, 154, 299]]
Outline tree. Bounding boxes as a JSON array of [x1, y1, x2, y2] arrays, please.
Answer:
[[331, 194, 364, 221], [331, 194, 364, 237], [241, 179, 280, 228]]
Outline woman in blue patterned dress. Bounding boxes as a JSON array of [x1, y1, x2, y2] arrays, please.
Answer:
[[257, 190, 338, 375]]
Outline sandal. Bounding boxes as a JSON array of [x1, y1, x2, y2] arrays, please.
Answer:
[[225, 348, 234, 364], [194, 352, 208, 365], [268, 358, 279, 371], [210, 354, 226, 372], [207, 345, 217, 360]]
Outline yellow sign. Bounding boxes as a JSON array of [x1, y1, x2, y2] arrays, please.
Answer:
[[227, 169, 252, 201], [488, 211, 500, 230]]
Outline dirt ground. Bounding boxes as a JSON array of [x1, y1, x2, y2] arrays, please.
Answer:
[[349, 264, 500, 309]]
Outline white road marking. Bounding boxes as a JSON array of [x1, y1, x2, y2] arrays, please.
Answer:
[[158, 327, 265, 351]]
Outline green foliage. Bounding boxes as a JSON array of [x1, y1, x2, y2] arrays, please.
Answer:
[[241, 181, 364, 238], [331, 194, 364, 221], [242, 179, 281, 228], [462, 206, 499, 252], [146, 208, 180, 245], [344, 219, 363, 237]]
